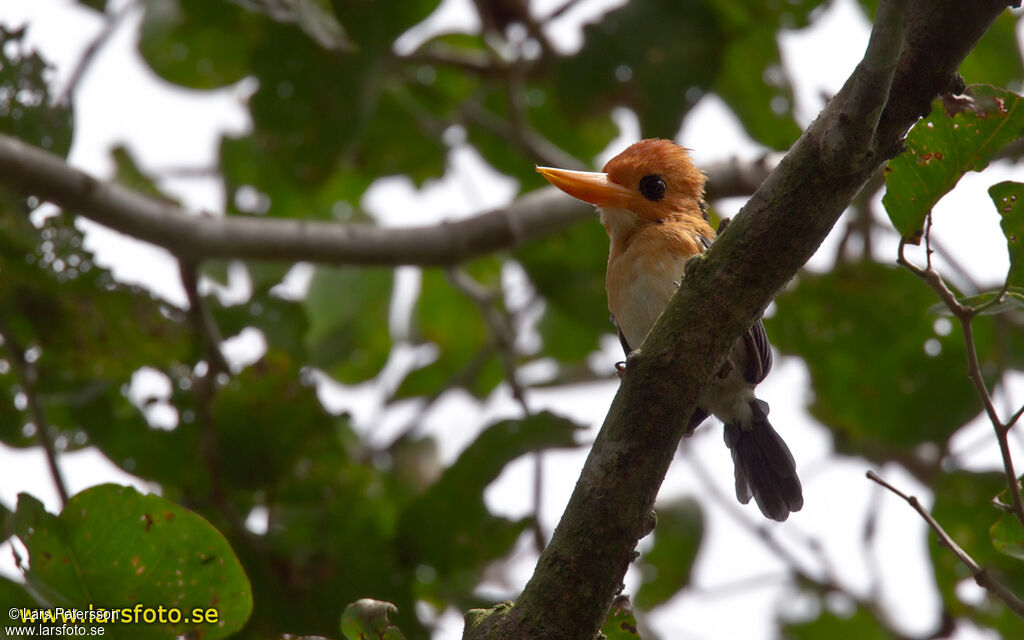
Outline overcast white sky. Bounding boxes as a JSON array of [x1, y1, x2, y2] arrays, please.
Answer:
[[1, 1, 1022, 639]]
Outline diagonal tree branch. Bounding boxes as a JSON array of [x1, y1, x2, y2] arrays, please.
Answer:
[[465, 1, 1012, 638]]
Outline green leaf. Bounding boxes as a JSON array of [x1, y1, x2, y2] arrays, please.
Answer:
[[0, 575, 36, 613], [991, 511, 1024, 561], [0, 25, 73, 158], [303, 266, 392, 383], [989, 181, 1024, 288], [883, 85, 1024, 243], [601, 596, 642, 639], [395, 412, 580, 579], [397, 265, 504, 398], [713, 30, 801, 150], [931, 471, 1024, 638], [516, 222, 610, 362], [0, 212, 191, 449], [635, 498, 704, 610], [959, 11, 1024, 89], [766, 262, 986, 460], [214, 285, 310, 358], [138, 0, 263, 89], [782, 604, 898, 639], [13, 485, 252, 640], [552, 0, 722, 137], [213, 349, 333, 489], [341, 599, 407, 640]]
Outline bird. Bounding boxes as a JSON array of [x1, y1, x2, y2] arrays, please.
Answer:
[[536, 138, 803, 521]]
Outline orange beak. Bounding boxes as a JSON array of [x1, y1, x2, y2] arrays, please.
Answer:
[[536, 166, 633, 208]]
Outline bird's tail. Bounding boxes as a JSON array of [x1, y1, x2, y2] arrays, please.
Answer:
[[723, 400, 803, 521]]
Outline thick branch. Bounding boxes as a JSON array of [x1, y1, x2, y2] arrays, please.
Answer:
[[0, 136, 772, 267], [0, 133, 591, 266], [467, 1, 1011, 638]]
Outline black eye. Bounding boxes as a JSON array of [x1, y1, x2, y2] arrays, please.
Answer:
[[639, 174, 666, 201]]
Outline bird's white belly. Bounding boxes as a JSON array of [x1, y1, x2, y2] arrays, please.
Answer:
[[610, 256, 686, 350]]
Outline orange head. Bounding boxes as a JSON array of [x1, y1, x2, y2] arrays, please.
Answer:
[[536, 138, 706, 223]]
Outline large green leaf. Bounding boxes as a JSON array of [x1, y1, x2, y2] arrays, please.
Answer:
[[0, 575, 36, 617], [883, 85, 1024, 243], [13, 486, 252, 640], [767, 262, 985, 461], [138, 0, 264, 89]]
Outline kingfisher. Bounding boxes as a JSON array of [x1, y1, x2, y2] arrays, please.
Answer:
[[537, 138, 802, 521]]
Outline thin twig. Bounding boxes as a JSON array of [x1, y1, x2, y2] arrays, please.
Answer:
[[867, 470, 1024, 619], [0, 320, 70, 506], [1009, 404, 1024, 430], [862, 480, 885, 603], [401, 48, 501, 76], [385, 343, 499, 452], [683, 446, 921, 638], [460, 102, 586, 170], [178, 260, 231, 375], [55, 0, 139, 106], [682, 444, 825, 586], [539, 0, 586, 21], [897, 239, 1024, 532], [445, 266, 547, 550]]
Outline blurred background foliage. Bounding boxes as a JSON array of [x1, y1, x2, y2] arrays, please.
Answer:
[[1, 1, 1023, 639]]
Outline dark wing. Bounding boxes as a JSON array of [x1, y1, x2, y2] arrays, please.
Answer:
[[615, 319, 632, 356], [741, 318, 773, 384]]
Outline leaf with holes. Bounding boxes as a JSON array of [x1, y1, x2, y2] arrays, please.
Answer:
[[13, 486, 252, 640], [882, 85, 1024, 243], [601, 596, 642, 639], [990, 181, 1024, 288]]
